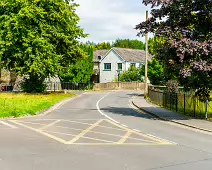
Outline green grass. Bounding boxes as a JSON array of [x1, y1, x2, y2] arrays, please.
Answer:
[[0, 93, 75, 118]]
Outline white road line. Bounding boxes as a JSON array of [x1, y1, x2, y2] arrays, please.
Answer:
[[96, 93, 120, 124], [96, 92, 177, 145], [147, 134, 178, 145], [133, 129, 141, 132], [121, 124, 128, 128], [0, 120, 17, 129]]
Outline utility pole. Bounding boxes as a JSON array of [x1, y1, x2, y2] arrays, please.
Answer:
[[144, 10, 149, 98]]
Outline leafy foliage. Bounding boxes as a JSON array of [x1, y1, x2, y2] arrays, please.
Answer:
[[119, 66, 142, 82], [113, 39, 145, 50], [84, 39, 145, 50], [95, 42, 112, 50], [136, 0, 212, 101], [60, 45, 94, 83], [0, 0, 86, 92], [139, 58, 164, 85]]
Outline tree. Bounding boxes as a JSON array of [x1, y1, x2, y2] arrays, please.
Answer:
[[139, 58, 164, 85], [60, 45, 94, 83], [95, 42, 112, 50], [0, 0, 86, 92], [136, 0, 212, 101], [113, 39, 145, 50]]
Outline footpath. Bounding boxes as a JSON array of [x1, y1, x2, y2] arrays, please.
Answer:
[[132, 95, 212, 133]]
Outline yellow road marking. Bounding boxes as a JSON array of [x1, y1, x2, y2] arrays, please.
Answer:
[[39, 120, 60, 130], [9, 120, 68, 144], [14, 120, 162, 143], [106, 119, 167, 144], [69, 143, 174, 146], [43, 130, 118, 143], [17, 119, 127, 132], [68, 119, 104, 144], [63, 119, 126, 132], [117, 131, 132, 144], [51, 125, 158, 143], [17, 121, 46, 126], [9, 119, 173, 145]]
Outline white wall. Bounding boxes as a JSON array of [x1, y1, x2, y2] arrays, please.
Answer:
[[100, 50, 125, 83]]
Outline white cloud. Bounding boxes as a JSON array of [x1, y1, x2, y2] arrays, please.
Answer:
[[74, 0, 153, 43]]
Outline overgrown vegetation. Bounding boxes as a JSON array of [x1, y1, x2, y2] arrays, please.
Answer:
[[139, 58, 164, 85], [84, 39, 145, 50], [0, 0, 86, 93], [0, 93, 75, 118], [60, 45, 94, 83], [136, 0, 212, 102], [119, 66, 141, 82]]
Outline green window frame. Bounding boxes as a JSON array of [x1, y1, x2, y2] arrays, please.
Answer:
[[117, 63, 122, 70], [104, 63, 111, 70]]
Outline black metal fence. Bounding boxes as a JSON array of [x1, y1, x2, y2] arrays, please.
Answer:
[[0, 85, 13, 92], [148, 87, 212, 119]]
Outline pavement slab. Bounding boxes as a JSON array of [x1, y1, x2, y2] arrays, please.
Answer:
[[132, 95, 212, 132]]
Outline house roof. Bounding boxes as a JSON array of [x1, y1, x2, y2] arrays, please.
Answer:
[[94, 50, 108, 62], [94, 48, 153, 63], [112, 47, 152, 62]]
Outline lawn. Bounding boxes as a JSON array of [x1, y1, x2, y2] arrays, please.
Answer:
[[0, 93, 75, 118]]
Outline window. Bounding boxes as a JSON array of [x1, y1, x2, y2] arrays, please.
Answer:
[[117, 63, 122, 70], [139, 63, 144, 68], [131, 63, 136, 67], [104, 63, 111, 70]]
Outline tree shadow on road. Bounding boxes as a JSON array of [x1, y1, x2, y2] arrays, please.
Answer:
[[101, 107, 157, 120]]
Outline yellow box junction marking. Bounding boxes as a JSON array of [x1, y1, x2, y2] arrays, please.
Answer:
[[9, 119, 175, 145], [68, 119, 103, 144], [117, 131, 132, 144], [39, 120, 60, 130]]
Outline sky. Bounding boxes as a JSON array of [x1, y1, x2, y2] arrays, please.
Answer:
[[74, 0, 153, 43]]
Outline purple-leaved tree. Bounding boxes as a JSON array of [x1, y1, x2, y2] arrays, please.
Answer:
[[136, 0, 212, 101]]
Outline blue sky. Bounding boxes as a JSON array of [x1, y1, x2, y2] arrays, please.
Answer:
[[74, 0, 153, 43]]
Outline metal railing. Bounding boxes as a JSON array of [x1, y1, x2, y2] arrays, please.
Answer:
[[148, 86, 212, 119]]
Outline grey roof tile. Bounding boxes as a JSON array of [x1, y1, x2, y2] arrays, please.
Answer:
[[94, 50, 108, 62], [113, 47, 153, 62]]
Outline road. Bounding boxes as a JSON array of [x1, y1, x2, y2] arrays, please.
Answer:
[[1, 91, 212, 170]]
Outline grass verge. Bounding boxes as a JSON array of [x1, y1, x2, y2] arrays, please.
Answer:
[[0, 93, 75, 118]]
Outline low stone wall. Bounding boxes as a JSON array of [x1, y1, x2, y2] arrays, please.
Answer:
[[93, 82, 144, 91]]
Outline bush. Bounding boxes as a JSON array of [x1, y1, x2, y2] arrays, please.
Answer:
[[21, 75, 47, 93]]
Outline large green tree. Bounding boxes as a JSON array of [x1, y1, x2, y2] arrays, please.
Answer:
[[136, 0, 212, 101], [60, 45, 94, 83], [0, 0, 86, 92]]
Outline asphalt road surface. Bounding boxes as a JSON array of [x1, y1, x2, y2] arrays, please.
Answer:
[[1, 91, 212, 170]]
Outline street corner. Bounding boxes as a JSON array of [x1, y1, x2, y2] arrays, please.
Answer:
[[9, 118, 176, 146]]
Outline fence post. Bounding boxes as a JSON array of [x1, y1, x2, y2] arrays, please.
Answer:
[[184, 93, 186, 114], [193, 96, 196, 118], [205, 100, 208, 120], [170, 93, 172, 110], [54, 83, 55, 92], [176, 93, 178, 112]]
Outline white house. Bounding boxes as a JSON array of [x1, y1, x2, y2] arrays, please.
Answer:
[[94, 48, 152, 83]]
